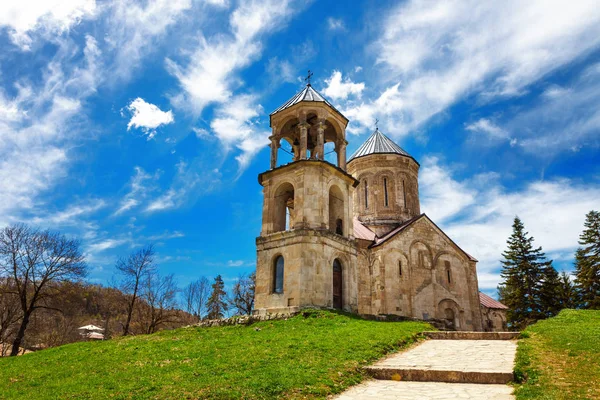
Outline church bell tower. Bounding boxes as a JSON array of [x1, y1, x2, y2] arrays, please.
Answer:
[[253, 80, 359, 315]]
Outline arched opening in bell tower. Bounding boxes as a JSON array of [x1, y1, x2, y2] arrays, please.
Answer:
[[329, 185, 345, 236], [269, 110, 348, 170], [273, 182, 295, 232], [332, 259, 343, 309]]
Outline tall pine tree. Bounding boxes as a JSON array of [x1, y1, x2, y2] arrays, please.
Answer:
[[498, 216, 552, 329], [558, 271, 578, 309], [206, 275, 229, 319], [539, 264, 562, 318], [574, 210, 600, 309]]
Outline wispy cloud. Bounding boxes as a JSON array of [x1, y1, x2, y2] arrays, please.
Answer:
[[465, 118, 517, 147], [166, 0, 303, 171], [145, 160, 222, 213], [29, 199, 106, 227], [327, 17, 344, 31], [0, 0, 97, 50], [114, 167, 160, 216], [421, 158, 600, 290], [343, 0, 600, 136], [0, 35, 102, 225]]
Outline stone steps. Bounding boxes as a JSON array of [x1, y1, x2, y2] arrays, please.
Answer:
[[423, 331, 520, 340], [365, 365, 514, 384], [363, 338, 518, 385]]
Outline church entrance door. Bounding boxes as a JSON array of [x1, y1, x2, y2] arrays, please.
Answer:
[[333, 259, 343, 310]]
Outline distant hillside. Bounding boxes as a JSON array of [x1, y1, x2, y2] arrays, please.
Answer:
[[514, 309, 600, 399], [0, 310, 429, 399], [1, 280, 195, 355]]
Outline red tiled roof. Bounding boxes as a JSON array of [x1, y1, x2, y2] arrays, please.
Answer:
[[479, 292, 508, 310], [353, 217, 376, 241]]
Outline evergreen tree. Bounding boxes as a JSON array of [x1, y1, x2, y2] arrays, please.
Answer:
[[574, 210, 600, 309], [498, 216, 552, 329], [558, 271, 578, 309], [206, 275, 228, 319], [539, 265, 562, 318]]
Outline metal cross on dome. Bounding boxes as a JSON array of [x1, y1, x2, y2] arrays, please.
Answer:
[[305, 69, 314, 85], [375, 118, 379, 130]]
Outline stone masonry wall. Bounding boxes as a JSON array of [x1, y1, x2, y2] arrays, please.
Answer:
[[357, 217, 483, 331], [347, 153, 420, 236]]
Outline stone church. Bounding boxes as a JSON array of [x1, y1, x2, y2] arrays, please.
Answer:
[[253, 83, 484, 331]]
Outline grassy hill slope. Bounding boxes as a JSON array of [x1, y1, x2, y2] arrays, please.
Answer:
[[0, 310, 430, 399], [514, 309, 600, 400]]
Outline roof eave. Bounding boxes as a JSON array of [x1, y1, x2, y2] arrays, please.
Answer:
[[347, 151, 421, 167], [269, 101, 349, 128]]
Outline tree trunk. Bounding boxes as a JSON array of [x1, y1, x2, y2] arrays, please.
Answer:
[[10, 310, 31, 357]]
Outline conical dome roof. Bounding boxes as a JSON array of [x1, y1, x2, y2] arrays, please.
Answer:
[[270, 84, 347, 121], [348, 129, 415, 162]]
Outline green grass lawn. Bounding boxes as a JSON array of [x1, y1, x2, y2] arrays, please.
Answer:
[[0, 310, 430, 399], [514, 309, 600, 400]]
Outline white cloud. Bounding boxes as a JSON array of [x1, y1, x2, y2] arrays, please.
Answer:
[[114, 167, 159, 216], [345, 0, 600, 136], [86, 238, 128, 254], [29, 199, 105, 227], [166, 0, 297, 114], [420, 158, 600, 290], [145, 161, 222, 213], [126, 98, 174, 138], [420, 157, 476, 223], [227, 260, 244, 267], [327, 18, 344, 31], [322, 70, 365, 100], [267, 57, 296, 84], [465, 118, 517, 146], [0, 0, 97, 50], [343, 83, 405, 134], [210, 94, 270, 172], [0, 35, 101, 225], [105, 0, 192, 80]]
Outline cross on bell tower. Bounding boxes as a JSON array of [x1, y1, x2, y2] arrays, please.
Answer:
[[304, 69, 313, 86]]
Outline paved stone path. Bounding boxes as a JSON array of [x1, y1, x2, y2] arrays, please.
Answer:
[[334, 381, 515, 400], [369, 339, 516, 376], [334, 333, 518, 399]]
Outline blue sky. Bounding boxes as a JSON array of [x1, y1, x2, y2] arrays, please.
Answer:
[[1, 0, 599, 297]]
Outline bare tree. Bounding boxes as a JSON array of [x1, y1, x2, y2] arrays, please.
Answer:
[[0, 224, 86, 356], [230, 272, 256, 316], [141, 272, 179, 334], [116, 245, 155, 336], [182, 277, 210, 321], [0, 278, 21, 356]]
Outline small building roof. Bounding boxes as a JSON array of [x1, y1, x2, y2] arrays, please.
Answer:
[[479, 292, 508, 310], [78, 324, 104, 331], [348, 128, 416, 163], [270, 84, 347, 121]]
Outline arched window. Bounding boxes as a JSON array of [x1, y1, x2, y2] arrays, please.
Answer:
[[398, 260, 402, 277], [274, 182, 294, 233], [273, 256, 284, 294], [364, 180, 369, 209], [383, 177, 389, 207], [329, 185, 345, 236], [332, 259, 343, 309], [445, 260, 452, 283]]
